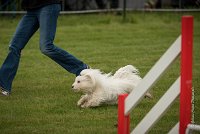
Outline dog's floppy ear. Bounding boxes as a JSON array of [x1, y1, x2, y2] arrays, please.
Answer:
[[85, 74, 96, 85]]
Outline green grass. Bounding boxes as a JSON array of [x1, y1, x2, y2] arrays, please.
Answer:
[[0, 12, 200, 134]]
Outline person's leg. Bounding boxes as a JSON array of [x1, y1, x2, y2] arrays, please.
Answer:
[[38, 4, 88, 76], [0, 12, 39, 92]]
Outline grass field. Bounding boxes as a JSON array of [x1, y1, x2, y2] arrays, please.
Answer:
[[0, 12, 199, 134]]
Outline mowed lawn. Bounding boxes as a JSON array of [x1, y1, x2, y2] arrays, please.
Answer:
[[0, 12, 199, 134]]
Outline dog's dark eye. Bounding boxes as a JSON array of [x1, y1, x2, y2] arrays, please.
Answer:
[[77, 81, 80, 83]]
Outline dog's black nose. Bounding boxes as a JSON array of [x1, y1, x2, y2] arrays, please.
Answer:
[[72, 86, 74, 89]]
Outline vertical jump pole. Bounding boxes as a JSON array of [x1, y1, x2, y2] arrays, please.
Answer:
[[118, 94, 130, 134], [180, 16, 193, 134]]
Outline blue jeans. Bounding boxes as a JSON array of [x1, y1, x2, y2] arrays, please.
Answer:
[[0, 4, 87, 92]]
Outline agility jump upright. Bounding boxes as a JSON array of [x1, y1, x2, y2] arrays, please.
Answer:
[[118, 16, 197, 134]]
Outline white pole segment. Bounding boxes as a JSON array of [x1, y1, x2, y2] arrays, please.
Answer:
[[131, 77, 180, 134], [186, 124, 200, 134], [125, 36, 181, 115], [168, 122, 179, 134]]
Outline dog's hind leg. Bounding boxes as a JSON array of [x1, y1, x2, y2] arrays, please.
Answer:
[[145, 92, 153, 99]]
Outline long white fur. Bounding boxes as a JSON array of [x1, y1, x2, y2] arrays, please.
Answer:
[[72, 65, 152, 108]]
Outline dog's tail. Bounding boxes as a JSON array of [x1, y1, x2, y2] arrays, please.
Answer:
[[113, 65, 140, 79], [129, 65, 140, 75], [121, 65, 139, 75]]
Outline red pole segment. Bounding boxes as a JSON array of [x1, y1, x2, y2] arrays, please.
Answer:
[[179, 16, 193, 134], [118, 94, 130, 134]]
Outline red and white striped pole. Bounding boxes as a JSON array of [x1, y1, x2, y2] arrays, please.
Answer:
[[179, 16, 193, 134], [118, 94, 130, 134]]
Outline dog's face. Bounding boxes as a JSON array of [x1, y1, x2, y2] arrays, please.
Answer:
[[72, 74, 95, 94]]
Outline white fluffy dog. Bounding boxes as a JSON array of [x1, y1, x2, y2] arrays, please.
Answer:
[[72, 65, 152, 108]]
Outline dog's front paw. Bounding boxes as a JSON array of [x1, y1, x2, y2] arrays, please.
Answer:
[[77, 100, 87, 106], [82, 101, 100, 108], [77, 101, 82, 106], [77, 98, 84, 106], [80, 103, 90, 108], [80, 101, 94, 108], [77, 95, 89, 107]]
